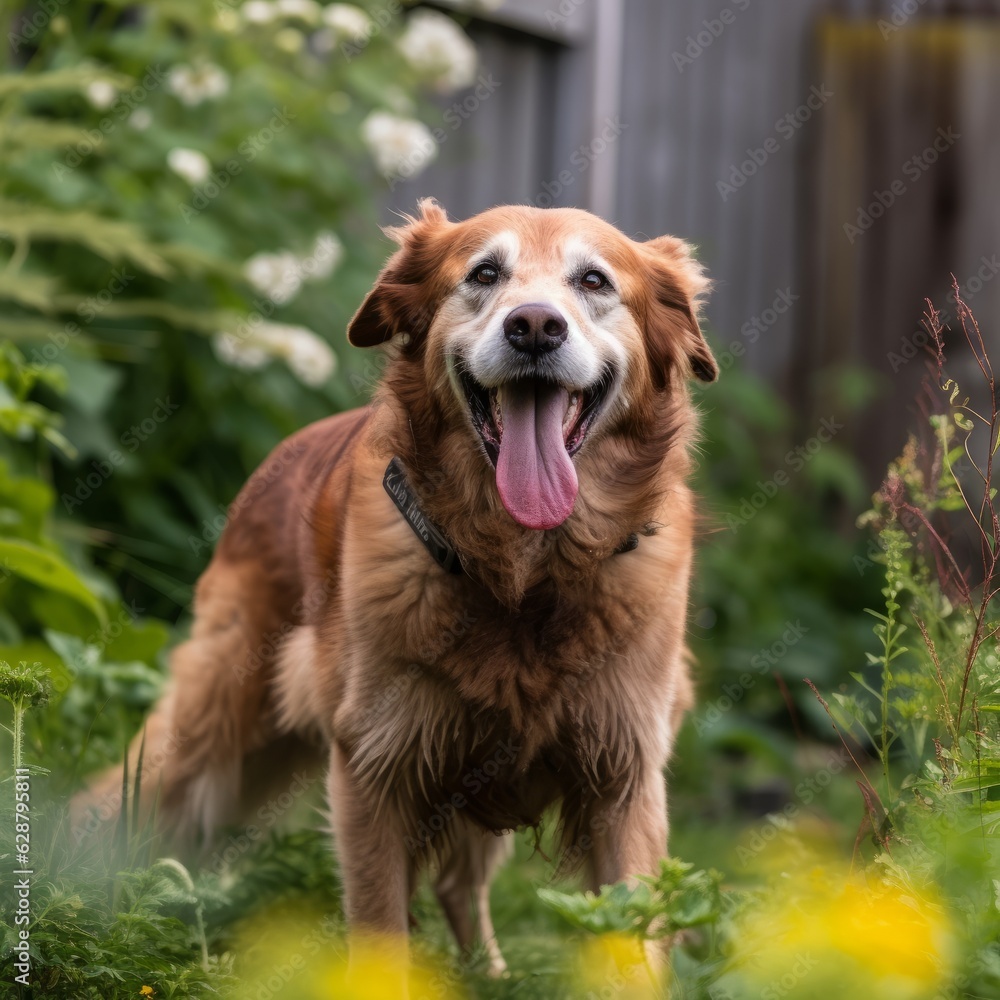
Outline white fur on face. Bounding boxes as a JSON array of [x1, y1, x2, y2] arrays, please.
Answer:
[[438, 230, 633, 406]]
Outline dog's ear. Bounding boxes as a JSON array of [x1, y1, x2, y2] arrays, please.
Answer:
[[348, 198, 451, 348], [640, 234, 717, 387]]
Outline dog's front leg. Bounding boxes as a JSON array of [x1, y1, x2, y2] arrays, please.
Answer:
[[584, 767, 670, 984], [327, 743, 411, 990], [587, 767, 667, 889]]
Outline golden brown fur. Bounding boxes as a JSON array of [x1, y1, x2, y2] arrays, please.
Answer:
[[72, 200, 716, 979]]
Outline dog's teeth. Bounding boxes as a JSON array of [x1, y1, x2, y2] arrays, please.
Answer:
[[563, 393, 583, 435], [491, 390, 502, 434]]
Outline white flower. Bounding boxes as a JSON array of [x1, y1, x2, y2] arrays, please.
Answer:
[[302, 231, 344, 281], [278, 326, 337, 386], [128, 107, 152, 130], [321, 3, 372, 40], [168, 62, 230, 106], [241, 0, 278, 24], [244, 251, 304, 304], [216, 322, 336, 386], [275, 0, 320, 22], [85, 80, 117, 109], [397, 9, 477, 94], [361, 111, 438, 179], [212, 331, 270, 370], [167, 147, 211, 185]]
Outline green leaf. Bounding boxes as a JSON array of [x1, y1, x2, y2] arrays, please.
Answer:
[[0, 270, 61, 311], [537, 883, 642, 936], [949, 767, 1000, 793], [0, 118, 97, 152], [0, 202, 171, 277], [0, 538, 106, 626], [0, 66, 133, 99]]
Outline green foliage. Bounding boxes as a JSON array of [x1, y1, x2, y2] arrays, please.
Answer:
[[671, 364, 880, 845], [692, 366, 880, 729], [0, 0, 448, 618], [539, 859, 727, 940], [0, 659, 50, 710]]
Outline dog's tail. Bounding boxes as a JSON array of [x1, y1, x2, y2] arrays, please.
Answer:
[[69, 563, 323, 854]]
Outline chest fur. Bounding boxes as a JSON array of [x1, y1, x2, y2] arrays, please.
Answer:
[[340, 582, 673, 838]]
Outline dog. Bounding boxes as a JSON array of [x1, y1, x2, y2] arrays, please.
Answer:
[[72, 198, 717, 981]]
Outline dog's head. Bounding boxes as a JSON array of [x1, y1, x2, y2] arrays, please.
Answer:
[[349, 199, 716, 532]]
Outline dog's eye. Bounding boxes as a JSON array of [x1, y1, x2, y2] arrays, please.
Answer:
[[580, 270, 609, 291], [469, 263, 500, 286]]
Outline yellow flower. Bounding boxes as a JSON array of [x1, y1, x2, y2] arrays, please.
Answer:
[[231, 907, 462, 999], [575, 933, 658, 999], [318, 936, 458, 1000], [735, 867, 954, 999], [139, 988, 154, 997]]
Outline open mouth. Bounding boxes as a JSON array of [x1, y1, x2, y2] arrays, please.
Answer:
[[460, 371, 610, 466], [459, 368, 611, 530]]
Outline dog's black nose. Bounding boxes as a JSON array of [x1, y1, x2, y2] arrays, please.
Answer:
[[503, 303, 568, 355]]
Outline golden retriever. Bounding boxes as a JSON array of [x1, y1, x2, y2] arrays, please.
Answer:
[[73, 198, 717, 980]]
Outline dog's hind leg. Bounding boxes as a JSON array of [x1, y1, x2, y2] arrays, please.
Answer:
[[71, 558, 306, 851], [434, 826, 513, 978]]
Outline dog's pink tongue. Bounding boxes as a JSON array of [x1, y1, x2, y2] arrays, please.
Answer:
[[496, 382, 578, 530]]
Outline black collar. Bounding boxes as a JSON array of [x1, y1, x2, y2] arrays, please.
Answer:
[[383, 457, 638, 576]]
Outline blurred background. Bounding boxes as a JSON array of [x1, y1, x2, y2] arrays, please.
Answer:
[[0, 1, 998, 996], [402, 0, 1000, 481]]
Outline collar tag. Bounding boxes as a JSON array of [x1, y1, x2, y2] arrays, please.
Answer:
[[383, 458, 463, 575]]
